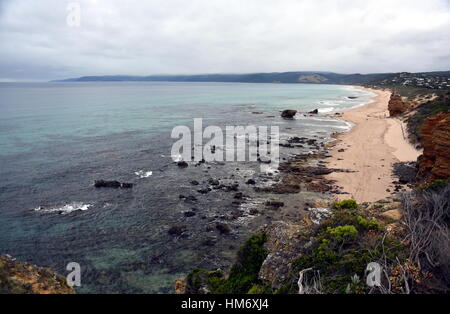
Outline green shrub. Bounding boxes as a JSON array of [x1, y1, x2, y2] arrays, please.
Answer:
[[285, 207, 406, 294], [326, 225, 358, 242], [357, 216, 381, 231], [185, 269, 224, 293], [332, 199, 358, 210], [420, 179, 450, 191], [247, 284, 272, 294], [185, 233, 268, 294]]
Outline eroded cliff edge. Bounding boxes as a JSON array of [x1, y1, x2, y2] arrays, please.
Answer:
[[0, 254, 75, 294]]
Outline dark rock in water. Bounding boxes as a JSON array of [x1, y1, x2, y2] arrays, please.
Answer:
[[168, 225, 187, 236], [250, 208, 259, 215], [348, 96, 358, 99], [190, 180, 200, 186], [121, 183, 133, 189], [216, 223, 231, 234], [94, 180, 132, 188], [197, 188, 211, 194], [309, 109, 319, 114], [288, 137, 306, 144], [234, 192, 244, 199], [208, 178, 220, 186], [177, 161, 188, 168], [202, 238, 217, 246], [94, 180, 121, 188], [183, 211, 196, 217], [224, 184, 239, 192], [184, 195, 198, 202], [246, 179, 256, 185], [281, 110, 297, 119], [265, 201, 285, 208]]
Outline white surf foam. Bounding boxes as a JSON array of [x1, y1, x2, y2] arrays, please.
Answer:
[[34, 202, 92, 214], [318, 107, 335, 113], [135, 170, 153, 178]]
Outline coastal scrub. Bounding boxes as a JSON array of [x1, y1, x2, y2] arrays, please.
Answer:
[[185, 233, 269, 294]]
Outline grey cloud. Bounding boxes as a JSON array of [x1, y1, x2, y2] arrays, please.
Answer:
[[0, 0, 449, 81]]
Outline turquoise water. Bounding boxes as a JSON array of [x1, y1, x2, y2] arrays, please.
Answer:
[[0, 82, 372, 155], [0, 82, 374, 293]]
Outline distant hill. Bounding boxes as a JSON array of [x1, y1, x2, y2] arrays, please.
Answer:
[[53, 72, 389, 84], [53, 71, 450, 87]]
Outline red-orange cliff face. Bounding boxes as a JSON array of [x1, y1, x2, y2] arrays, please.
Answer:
[[388, 94, 409, 117], [417, 112, 450, 183]]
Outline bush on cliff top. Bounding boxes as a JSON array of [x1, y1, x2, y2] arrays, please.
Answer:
[[332, 199, 358, 210], [278, 203, 405, 294]]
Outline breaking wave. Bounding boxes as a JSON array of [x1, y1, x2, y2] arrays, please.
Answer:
[[34, 202, 92, 214]]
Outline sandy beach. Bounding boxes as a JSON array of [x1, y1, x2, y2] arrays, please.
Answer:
[[325, 87, 421, 203]]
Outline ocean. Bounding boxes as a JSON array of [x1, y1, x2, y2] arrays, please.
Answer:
[[0, 82, 374, 293]]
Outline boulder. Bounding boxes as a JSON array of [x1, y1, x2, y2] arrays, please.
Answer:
[[197, 188, 211, 194], [177, 161, 189, 168], [94, 180, 121, 188], [265, 201, 285, 208], [94, 180, 133, 188], [208, 178, 220, 186], [381, 209, 402, 221], [281, 110, 297, 119], [216, 223, 231, 234], [185, 195, 198, 202], [308, 109, 319, 114], [168, 225, 187, 236], [174, 278, 187, 294], [234, 192, 244, 199]]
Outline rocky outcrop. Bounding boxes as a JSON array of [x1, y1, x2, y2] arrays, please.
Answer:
[[281, 110, 297, 119], [388, 94, 409, 117], [0, 254, 75, 294], [417, 112, 450, 182], [175, 277, 187, 294], [94, 180, 133, 188], [258, 221, 310, 289]]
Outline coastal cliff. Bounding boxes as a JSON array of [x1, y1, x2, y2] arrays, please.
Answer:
[[418, 112, 450, 183], [388, 94, 409, 117], [0, 254, 75, 294]]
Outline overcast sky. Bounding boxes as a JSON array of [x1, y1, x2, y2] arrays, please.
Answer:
[[0, 0, 449, 81]]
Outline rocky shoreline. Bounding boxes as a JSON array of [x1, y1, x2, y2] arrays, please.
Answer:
[[176, 87, 450, 294]]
